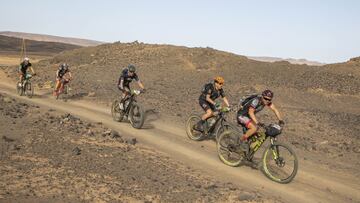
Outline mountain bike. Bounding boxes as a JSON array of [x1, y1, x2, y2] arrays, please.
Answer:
[[16, 73, 34, 98], [111, 90, 145, 129], [217, 123, 298, 184], [186, 107, 238, 141]]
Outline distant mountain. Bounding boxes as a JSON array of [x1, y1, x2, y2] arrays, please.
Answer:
[[247, 56, 325, 66], [0, 31, 104, 47], [0, 35, 81, 54]]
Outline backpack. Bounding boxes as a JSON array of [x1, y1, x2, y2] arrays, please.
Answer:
[[201, 82, 213, 94], [238, 94, 258, 110]]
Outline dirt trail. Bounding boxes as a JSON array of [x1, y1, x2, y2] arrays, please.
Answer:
[[0, 73, 359, 203]]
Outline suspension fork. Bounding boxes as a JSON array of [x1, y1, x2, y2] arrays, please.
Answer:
[[124, 97, 135, 115], [270, 138, 279, 160]]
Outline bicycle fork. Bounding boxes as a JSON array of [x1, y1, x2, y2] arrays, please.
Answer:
[[270, 138, 280, 160]]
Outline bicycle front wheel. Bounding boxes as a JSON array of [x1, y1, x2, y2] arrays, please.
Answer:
[[185, 114, 205, 141], [24, 82, 34, 98], [261, 142, 298, 184], [129, 102, 145, 129]]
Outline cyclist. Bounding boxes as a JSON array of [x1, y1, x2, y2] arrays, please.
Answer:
[[53, 63, 72, 96], [196, 76, 230, 131], [117, 64, 145, 109], [18, 57, 36, 86], [237, 89, 284, 151]]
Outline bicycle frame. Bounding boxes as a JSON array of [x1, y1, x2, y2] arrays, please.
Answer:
[[205, 111, 227, 135], [122, 94, 137, 116]]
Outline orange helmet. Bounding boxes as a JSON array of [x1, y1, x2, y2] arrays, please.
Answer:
[[214, 76, 225, 84]]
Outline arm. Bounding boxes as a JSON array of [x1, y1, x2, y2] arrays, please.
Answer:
[[248, 107, 259, 124], [137, 80, 144, 89], [206, 94, 216, 105], [29, 66, 36, 75], [223, 97, 230, 107], [269, 103, 282, 120], [118, 77, 124, 90]]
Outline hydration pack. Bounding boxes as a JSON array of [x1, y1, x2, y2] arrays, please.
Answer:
[[238, 94, 258, 110]]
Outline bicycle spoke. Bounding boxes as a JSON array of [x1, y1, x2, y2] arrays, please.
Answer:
[[263, 144, 297, 182]]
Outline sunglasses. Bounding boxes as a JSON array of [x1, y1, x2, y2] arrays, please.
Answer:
[[263, 97, 272, 101], [217, 82, 224, 85]]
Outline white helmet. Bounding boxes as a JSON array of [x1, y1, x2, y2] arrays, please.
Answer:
[[24, 57, 30, 62]]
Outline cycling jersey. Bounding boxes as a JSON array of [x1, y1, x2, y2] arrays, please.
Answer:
[[19, 62, 32, 75], [199, 82, 225, 101], [237, 95, 272, 127], [118, 68, 139, 91], [56, 67, 69, 79]]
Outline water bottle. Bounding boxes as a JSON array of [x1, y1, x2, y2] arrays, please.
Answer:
[[208, 118, 216, 128]]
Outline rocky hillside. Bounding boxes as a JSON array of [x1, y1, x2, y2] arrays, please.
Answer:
[[2, 40, 360, 184]]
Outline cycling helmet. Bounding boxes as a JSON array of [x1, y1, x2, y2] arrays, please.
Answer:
[[214, 76, 225, 84], [61, 63, 69, 70], [262, 89, 274, 99], [128, 64, 136, 73], [24, 57, 30, 62]]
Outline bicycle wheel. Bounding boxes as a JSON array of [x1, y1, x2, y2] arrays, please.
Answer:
[[24, 82, 33, 98], [217, 130, 244, 167], [185, 114, 205, 141], [261, 142, 298, 184], [215, 122, 239, 141], [129, 102, 145, 129], [16, 82, 23, 96], [111, 100, 124, 122]]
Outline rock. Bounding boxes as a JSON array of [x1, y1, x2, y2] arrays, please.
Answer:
[[353, 147, 360, 153], [86, 129, 94, 136], [72, 147, 81, 155], [319, 140, 328, 145], [10, 144, 21, 151], [110, 130, 121, 138], [126, 138, 137, 145], [87, 92, 96, 97], [2, 136, 15, 142], [102, 130, 111, 137], [205, 183, 217, 190], [237, 192, 255, 201], [3, 97, 12, 103]]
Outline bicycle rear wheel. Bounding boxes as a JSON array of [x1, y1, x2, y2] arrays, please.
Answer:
[[185, 114, 206, 141], [217, 130, 244, 167], [261, 142, 298, 183], [111, 100, 124, 122], [215, 122, 239, 141]]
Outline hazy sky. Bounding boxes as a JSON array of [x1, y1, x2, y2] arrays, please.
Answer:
[[0, 0, 359, 63]]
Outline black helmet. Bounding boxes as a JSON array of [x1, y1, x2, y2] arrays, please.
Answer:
[[128, 64, 136, 73], [262, 89, 274, 99]]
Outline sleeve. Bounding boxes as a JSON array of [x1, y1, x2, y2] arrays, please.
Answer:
[[118, 76, 124, 90], [250, 98, 259, 109], [204, 84, 212, 95], [220, 88, 225, 98], [134, 73, 139, 82]]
